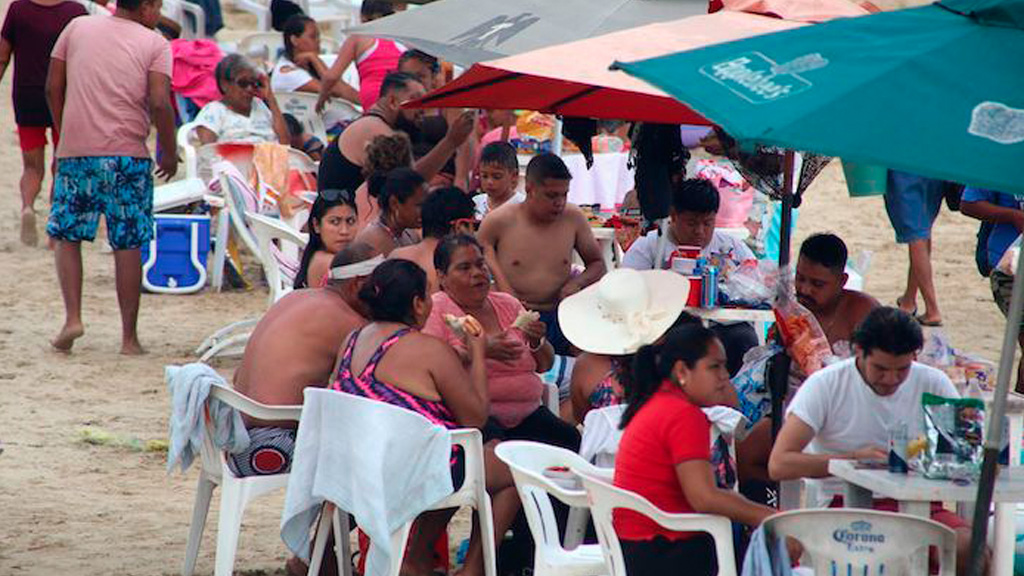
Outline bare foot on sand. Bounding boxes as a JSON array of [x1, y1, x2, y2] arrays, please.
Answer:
[[120, 339, 147, 356], [51, 323, 84, 352], [20, 209, 37, 247]]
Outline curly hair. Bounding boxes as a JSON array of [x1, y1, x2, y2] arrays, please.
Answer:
[[363, 133, 414, 199]]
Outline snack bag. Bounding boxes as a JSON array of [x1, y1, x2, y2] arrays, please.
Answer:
[[773, 285, 832, 376], [997, 234, 1022, 276], [920, 393, 985, 481]]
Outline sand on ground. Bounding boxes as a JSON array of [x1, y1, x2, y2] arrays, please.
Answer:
[[0, 0, 1010, 575]]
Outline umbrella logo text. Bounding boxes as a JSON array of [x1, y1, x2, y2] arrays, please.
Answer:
[[700, 52, 827, 104], [449, 14, 541, 49], [969, 101, 1024, 145]]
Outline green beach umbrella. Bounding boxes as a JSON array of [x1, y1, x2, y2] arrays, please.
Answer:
[[615, 2, 1024, 573], [613, 0, 1024, 196]]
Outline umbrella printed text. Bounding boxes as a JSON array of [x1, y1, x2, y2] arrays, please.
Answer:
[[700, 52, 824, 104]]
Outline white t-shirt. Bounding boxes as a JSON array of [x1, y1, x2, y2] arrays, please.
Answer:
[[473, 191, 526, 219], [622, 228, 754, 271], [270, 57, 314, 93], [194, 99, 278, 143], [786, 357, 959, 503]]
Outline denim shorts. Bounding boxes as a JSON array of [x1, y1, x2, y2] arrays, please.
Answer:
[[883, 169, 946, 243], [47, 156, 154, 250]]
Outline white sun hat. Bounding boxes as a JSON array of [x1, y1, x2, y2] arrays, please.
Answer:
[[558, 268, 691, 355]]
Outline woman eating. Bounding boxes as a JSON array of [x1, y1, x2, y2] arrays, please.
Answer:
[[195, 54, 289, 145], [423, 235, 580, 451], [331, 259, 519, 576], [293, 189, 358, 289], [354, 167, 425, 256], [613, 323, 777, 576]]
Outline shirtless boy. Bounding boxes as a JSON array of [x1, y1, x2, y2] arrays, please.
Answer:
[[477, 153, 606, 355], [389, 186, 476, 294], [230, 244, 377, 476]]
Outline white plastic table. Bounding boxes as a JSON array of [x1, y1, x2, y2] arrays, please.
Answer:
[[688, 307, 776, 345], [830, 459, 1024, 576]]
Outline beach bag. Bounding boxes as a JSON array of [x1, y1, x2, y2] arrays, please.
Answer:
[[976, 221, 995, 277]]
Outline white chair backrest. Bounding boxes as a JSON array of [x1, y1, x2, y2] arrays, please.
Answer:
[[162, 0, 206, 39], [763, 509, 957, 576], [200, 382, 302, 477], [245, 212, 308, 304], [576, 469, 737, 576], [216, 162, 262, 259], [275, 91, 359, 142], [238, 32, 340, 64], [232, 0, 272, 30], [177, 121, 202, 181]]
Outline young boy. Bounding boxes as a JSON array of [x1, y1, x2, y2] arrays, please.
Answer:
[[473, 141, 524, 219], [0, 0, 87, 246], [477, 153, 606, 355], [46, 0, 177, 354]]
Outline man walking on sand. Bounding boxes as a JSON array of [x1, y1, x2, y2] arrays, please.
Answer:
[[45, 0, 177, 354]]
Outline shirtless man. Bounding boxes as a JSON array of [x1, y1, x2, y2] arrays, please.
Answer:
[[229, 243, 378, 477], [316, 71, 474, 194], [389, 186, 476, 294], [737, 233, 878, 492], [477, 153, 606, 355]]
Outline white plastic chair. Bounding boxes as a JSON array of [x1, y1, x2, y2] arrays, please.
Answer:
[[177, 121, 202, 181], [302, 393, 497, 576], [245, 212, 308, 305], [763, 509, 957, 576], [232, 0, 272, 31], [182, 383, 302, 576], [494, 441, 607, 576], [576, 469, 738, 576], [238, 32, 340, 61], [162, 0, 206, 39], [275, 91, 360, 144]]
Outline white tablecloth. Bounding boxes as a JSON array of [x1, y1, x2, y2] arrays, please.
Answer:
[[559, 153, 634, 209]]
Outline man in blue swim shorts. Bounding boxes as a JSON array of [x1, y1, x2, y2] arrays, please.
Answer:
[[45, 0, 178, 354], [883, 169, 947, 327]]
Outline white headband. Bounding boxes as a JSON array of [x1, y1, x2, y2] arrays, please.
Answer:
[[328, 255, 384, 281]]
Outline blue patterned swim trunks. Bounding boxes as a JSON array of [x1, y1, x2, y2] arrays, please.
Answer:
[[47, 156, 154, 250]]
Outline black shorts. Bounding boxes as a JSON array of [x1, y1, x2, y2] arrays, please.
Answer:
[[620, 534, 718, 576], [482, 406, 581, 451]]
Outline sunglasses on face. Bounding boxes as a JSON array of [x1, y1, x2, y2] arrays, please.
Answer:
[[235, 78, 264, 90], [320, 189, 354, 203]]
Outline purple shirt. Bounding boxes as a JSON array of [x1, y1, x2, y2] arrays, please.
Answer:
[[1, 0, 87, 126]]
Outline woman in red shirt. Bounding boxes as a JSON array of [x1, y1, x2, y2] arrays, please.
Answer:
[[613, 323, 777, 575]]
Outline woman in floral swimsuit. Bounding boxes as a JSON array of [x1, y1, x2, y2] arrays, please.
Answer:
[[330, 259, 517, 576]]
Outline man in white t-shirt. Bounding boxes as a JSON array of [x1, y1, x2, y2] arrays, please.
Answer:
[[770, 307, 983, 576], [623, 178, 757, 376]]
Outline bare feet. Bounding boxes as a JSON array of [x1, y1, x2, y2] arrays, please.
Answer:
[[120, 338, 147, 356], [20, 209, 37, 247], [51, 322, 84, 352]]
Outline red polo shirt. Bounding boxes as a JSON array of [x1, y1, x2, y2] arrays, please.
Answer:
[[613, 381, 711, 541]]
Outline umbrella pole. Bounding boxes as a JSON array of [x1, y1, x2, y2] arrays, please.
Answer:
[[770, 151, 796, 441], [967, 248, 1024, 576]]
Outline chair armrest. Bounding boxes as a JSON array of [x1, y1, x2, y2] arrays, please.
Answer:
[[210, 384, 302, 422]]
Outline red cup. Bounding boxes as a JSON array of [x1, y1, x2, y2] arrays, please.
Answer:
[[687, 277, 702, 307]]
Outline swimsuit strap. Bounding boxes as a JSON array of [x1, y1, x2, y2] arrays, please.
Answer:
[[361, 327, 413, 380]]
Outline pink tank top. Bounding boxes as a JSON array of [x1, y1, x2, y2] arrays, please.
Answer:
[[356, 39, 404, 110]]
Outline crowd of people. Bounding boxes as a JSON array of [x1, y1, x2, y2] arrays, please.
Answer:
[[1, 0, 1012, 575]]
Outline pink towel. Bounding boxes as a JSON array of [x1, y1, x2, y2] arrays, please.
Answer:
[[171, 39, 223, 107]]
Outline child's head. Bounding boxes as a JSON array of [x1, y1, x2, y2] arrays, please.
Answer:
[[421, 187, 476, 240], [669, 178, 720, 249], [283, 113, 306, 148], [478, 142, 519, 200]]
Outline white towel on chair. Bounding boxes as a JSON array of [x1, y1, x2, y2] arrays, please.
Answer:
[[280, 388, 454, 576], [165, 363, 250, 473]]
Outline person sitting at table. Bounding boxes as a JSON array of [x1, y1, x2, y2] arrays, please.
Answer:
[[736, 233, 879, 483], [331, 258, 519, 576], [423, 234, 580, 451], [293, 189, 359, 289], [473, 141, 525, 220], [389, 187, 476, 294], [614, 322, 778, 576], [195, 54, 289, 145], [354, 167, 425, 256], [769, 307, 982, 576], [477, 153, 607, 355], [622, 177, 758, 377], [231, 243, 377, 476]]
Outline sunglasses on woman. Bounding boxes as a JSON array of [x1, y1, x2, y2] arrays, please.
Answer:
[[235, 78, 264, 90], [320, 189, 354, 203]]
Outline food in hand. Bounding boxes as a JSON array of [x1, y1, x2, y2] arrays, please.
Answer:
[[512, 310, 541, 330], [907, 436, 928, 459], [444, 314, 483, 337]]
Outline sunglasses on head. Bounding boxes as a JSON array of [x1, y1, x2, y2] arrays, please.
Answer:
[[235, 78, 264, 90], [452, 217, 479, 231], [320, 189, 354, 203]]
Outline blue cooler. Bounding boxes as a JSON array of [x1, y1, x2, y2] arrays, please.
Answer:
[[141, 214, 211, 294]]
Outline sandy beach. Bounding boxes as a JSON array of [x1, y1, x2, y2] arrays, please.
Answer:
[[0, 0, 1009, 574]]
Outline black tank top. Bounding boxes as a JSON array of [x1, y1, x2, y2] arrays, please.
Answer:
[[316, 112, 390, 193]]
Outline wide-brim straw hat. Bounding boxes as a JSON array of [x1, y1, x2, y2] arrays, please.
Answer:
[[559, 268, 690, 355]]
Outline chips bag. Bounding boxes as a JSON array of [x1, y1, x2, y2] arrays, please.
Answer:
[[773, 276, 832, 376], [920, 393, 985, 481]]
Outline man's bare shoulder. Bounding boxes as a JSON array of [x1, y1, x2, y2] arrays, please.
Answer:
[[388, 244, 417, 261], [843, 289, 881, 319]]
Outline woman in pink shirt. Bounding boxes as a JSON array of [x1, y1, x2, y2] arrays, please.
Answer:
[[423, 235, 580, 451]]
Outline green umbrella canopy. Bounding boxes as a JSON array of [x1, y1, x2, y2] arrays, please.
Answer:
[[614, 0, 1024, 195]]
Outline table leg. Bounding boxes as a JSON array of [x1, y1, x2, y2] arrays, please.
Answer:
[[993, 503, 1014, 576], [844, 482, 873, 509]]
